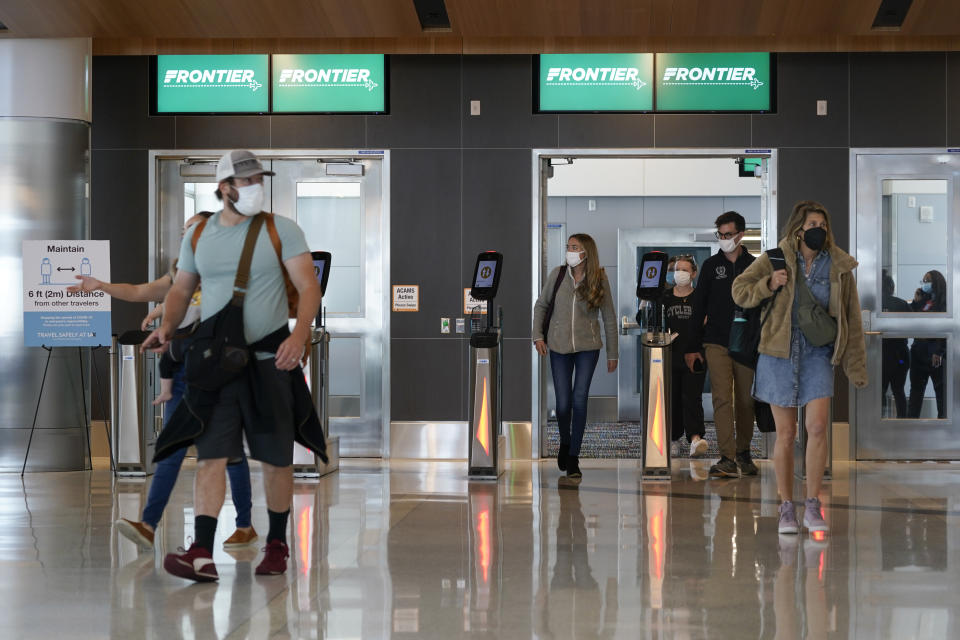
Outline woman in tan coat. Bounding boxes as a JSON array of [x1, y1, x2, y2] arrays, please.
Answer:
[[732, 201, 866, 537]]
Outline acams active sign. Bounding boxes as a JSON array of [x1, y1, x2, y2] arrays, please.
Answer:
[[655, 52, 772, 112], [156, 55, 269, 113], [272, 54, 386, 113], [537, 53, 654, 112]]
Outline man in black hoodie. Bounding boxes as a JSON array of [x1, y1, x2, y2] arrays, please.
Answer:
[[685, 211, 757, 478]]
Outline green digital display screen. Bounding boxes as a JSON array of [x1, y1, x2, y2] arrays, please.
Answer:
[[537, 53, 654, 112], [155, 55, 269, 113], [272, 54, 386, 113], [655, 52, 772, 112]]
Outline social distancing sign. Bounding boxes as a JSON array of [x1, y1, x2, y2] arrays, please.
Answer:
[[22, 241, 111, 347]]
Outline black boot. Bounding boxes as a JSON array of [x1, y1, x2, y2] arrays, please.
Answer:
[[566, 455, 582, 479], [557, 442, 569, 471]]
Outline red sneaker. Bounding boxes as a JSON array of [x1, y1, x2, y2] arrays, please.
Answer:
[[163, 543, 218, 582], [255, 540, 289, 575]]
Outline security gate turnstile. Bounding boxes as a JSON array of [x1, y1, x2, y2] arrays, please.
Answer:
[[641, 333, 675, 479], [111, 332, 157, 477], [467, 251, 505, 480], [293, 251, 339, 478]]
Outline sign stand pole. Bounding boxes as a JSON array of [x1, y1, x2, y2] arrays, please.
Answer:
[[21, 345, 115, 476]]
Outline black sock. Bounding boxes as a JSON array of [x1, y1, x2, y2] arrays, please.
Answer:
[[195, 515, 218, 552], [267, 509, 290, 544]]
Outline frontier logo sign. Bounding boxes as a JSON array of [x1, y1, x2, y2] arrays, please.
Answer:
[[544, 66, 647, 91], [661, 66, 764, 90], [538, 53, 654, 112], [272, 54, 386, 113], [655, 52, 772, 111], [163, 68, 263, 92], [156, 55, 269, 113]]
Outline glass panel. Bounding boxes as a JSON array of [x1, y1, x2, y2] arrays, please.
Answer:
[[329, 336, 362, 418], [881, 336, 947, 420], [296, 182, 363, 314], [881, 179, 949, 313], [183, 182, 221, 222]]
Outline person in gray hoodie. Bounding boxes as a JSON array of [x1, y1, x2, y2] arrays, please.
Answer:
[[533, 233, 618, 479]]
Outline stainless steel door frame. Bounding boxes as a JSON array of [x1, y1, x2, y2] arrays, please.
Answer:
[[149, 149, 391, 458], [850, 149, 960, 460], [531, 148, 778, 458]]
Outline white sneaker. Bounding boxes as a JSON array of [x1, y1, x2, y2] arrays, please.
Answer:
[[689, 438, 708, 458]]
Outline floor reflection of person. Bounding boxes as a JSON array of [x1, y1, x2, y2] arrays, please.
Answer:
[[881, 270, 910, 418], [774, 539, 828, 640], [908, 270, 947, 419]]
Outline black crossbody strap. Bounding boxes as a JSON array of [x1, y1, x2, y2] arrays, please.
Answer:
[[758, 248, 785, 327], [231, 213, 267, 305]]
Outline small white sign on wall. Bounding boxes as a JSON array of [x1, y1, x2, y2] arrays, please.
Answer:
[[392, 285, 419, 312], [464, 288, 487, 315]]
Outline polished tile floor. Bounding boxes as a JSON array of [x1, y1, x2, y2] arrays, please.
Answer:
[[2, 458, 959, 639]]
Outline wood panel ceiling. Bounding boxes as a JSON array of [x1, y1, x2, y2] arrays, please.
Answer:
[[1, 0, 959, 53]]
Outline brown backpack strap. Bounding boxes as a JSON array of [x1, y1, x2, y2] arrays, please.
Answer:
[[190, 218, 208, 254], [232, 213, 267, 304], [265, 213, 283, 264]]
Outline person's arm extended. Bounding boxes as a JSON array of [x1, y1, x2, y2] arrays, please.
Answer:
[[68, 274, 172, 302], [142, 271, 199, 351], [274, 252, 322, 370]]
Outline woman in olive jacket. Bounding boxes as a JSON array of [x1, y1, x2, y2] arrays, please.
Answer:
[[533, 233, 618, 480], [732, 201, 866, 537]]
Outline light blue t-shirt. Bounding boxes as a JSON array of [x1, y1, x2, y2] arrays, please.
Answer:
[[178, 212, 310, 344]]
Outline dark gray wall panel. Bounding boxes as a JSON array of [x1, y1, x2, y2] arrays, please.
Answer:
[[776, 148, 850, 251], [92, 56, 175, 150], [461, 149, 531, 340], [558, 114, 654, 148], [502, 338, 532, 421], [91, 149, 151, 333], [391, 338, 464, 420], [655, 114, 751, 148], [462, 56, 558, 149], [269, 115, 366, 149], [948, 53, 960, 146], [752, 53, 849, 148], [851, 53, 947, 148], [367, 56, 460, 149], [175, 116, 270, 149], [390, 149, 463, 339]]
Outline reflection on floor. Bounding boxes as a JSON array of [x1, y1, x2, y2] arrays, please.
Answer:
[[3, 459, 959, 638], [544, 421, 765, 458]]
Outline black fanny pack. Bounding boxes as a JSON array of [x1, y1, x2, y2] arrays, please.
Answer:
[[181, 213, 267, 392]]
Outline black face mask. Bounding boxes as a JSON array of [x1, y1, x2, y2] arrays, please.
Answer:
[[803, 227, 827, 251]]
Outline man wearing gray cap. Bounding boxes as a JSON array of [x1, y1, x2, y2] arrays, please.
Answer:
[[144, 150, 323, 581]]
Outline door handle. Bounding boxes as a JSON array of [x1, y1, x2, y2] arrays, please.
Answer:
[[864, 331, 883, 335], [621, 315, 640, 335]]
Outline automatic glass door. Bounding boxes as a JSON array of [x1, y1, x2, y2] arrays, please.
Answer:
[[853, 151, 960, 460]]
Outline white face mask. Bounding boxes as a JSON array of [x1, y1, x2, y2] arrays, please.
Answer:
[[718, 236, 740, 253], [566, 250, 585, 267], [230, 183, 264, 216], [673, 271, 692, 287]]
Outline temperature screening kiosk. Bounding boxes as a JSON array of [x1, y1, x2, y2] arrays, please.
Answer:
[[468, 251, 504, 480], [293, 251, 338, 477], [637, 250, 674, 479]]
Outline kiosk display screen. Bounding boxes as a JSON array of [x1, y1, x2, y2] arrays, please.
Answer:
[[311, 251, 331, 296], [475, 260, 498, 288], [470, 251, 503, 301], [636, 250, 669, 300]]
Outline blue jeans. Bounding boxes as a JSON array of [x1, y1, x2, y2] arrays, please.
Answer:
[[550, 349, 600, 457], [141, 368, 253, 529]]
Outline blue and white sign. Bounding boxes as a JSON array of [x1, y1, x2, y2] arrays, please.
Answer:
[[22, 241, 111, 347]]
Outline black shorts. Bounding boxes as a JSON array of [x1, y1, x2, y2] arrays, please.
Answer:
[[193, 357, 296, 467]]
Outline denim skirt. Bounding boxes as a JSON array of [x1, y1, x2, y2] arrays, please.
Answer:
[[753, 326, 834, 408]]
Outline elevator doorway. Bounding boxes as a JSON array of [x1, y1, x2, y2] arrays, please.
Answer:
[[532, 150, 778, 459], [150, 150, 390, 457]]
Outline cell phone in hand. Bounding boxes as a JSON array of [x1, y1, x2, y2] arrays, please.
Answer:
[[769, 255, 786, 272], [692, 358, 705, 374]]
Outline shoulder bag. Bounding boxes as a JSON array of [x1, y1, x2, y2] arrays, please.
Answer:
[[182, 213, 267, 392], [541, 266, 567, 347], [794, 260, 837, 347], [728, 248, 784, 369]]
